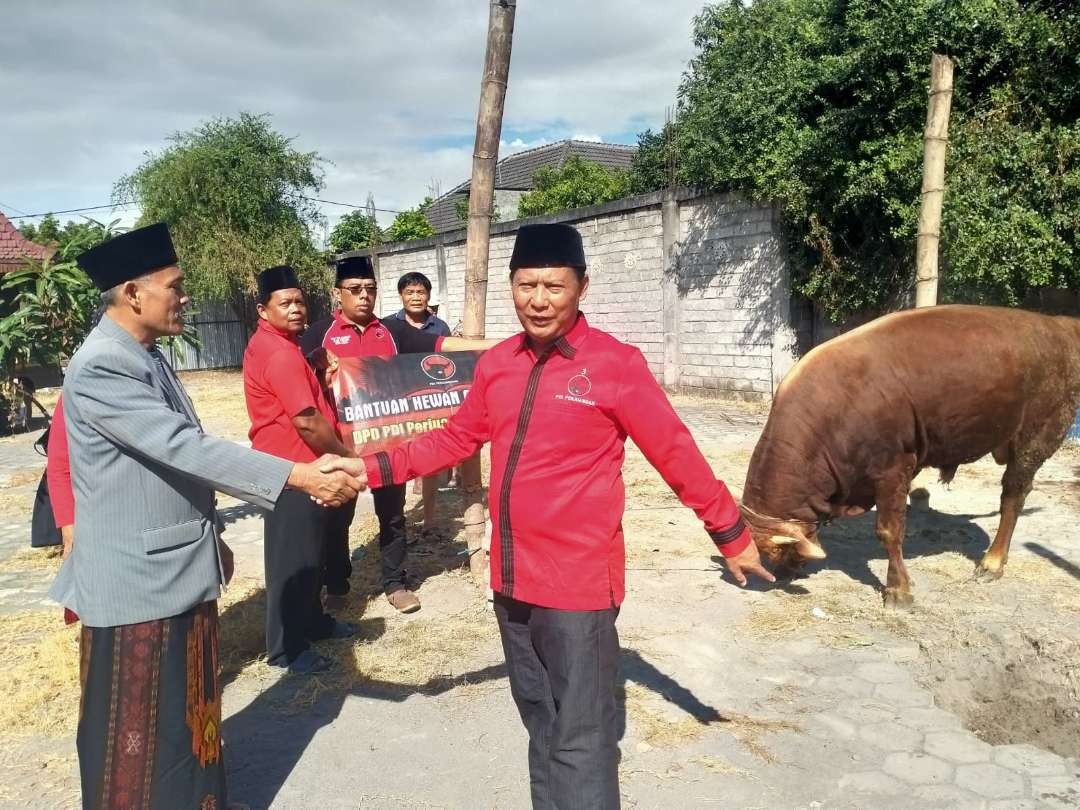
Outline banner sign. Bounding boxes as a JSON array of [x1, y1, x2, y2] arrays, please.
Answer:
[[333, 351, 480, 455]]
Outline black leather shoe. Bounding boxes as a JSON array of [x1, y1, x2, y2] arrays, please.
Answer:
[[327, 620, 357, 639], [286, 649, 333, 675]]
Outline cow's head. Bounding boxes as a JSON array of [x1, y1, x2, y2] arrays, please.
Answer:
[[740, 507, 827, 571], [742, 502, 867, 571]]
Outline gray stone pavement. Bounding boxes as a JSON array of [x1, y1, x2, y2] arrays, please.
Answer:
[[0, 402, 1078, 809]]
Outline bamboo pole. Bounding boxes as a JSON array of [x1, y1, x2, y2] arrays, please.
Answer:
[[915, 53, 954, 308], [460, 0, 516, 585]]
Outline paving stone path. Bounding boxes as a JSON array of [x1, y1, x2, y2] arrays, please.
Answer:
[[0, 401, 1076, 809]]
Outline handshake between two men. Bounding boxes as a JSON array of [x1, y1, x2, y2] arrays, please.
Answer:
[[286, 453, 371, 506]]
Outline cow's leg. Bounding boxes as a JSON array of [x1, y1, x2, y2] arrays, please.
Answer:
[[975, 457, 1037, 582], [875, 456, 917, 609]]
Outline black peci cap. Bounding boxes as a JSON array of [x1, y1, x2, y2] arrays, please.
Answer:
[[76, 222, 179, 290]]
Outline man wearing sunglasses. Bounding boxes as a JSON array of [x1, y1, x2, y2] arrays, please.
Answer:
[[304, 256, 494, 613]]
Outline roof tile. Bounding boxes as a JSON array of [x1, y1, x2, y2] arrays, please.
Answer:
[[0, 211, 56, 268], [424, 139, 636, 234]]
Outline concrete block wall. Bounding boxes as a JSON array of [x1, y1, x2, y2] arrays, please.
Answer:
[[357, 188, 796, 400], [675, 196, 791, 398]]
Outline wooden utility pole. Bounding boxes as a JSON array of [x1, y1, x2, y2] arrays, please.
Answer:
[[460, 0, 516, 584], [914, 53, 954, 307]]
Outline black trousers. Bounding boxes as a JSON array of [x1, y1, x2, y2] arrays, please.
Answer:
[[321, 484, 409, 595], [324, 500, 356, 596], [374, 483, 409, 594], [494, 594, 621, 810], [264, 489, 334, 665]]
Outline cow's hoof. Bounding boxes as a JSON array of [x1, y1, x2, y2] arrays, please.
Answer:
[[883, 588, 914, 610], [973, 562, 1005, 583]]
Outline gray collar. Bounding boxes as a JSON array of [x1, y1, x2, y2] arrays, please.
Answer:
[[98, 313, 155, 354]]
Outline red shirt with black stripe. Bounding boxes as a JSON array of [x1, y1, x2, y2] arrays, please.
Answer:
[[304, 310, 446, 360], [361, 314, 750, 610], [243, 320, 337, 463]]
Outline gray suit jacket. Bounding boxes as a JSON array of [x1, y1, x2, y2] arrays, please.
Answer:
[[49, 315, 293, 627]]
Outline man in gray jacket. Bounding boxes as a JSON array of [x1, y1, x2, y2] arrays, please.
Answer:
[[49, 223, 363, 810]]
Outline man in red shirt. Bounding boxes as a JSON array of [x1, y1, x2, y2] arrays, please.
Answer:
[[244, 265, 357, 675], [327, 224, 774, 809], [304, 256, 494, 614]]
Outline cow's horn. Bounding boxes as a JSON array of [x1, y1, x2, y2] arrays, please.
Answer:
[[796, 541, 828, 561], [769, 535, 798, 546]]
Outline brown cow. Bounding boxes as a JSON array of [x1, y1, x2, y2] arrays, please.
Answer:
[[741, 305, 1080, 607]]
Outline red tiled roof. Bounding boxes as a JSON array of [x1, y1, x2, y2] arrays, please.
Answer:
[[0, 211, 56, 267]]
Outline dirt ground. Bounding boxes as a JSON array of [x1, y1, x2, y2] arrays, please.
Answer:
[[0, 371, 1078, 808]]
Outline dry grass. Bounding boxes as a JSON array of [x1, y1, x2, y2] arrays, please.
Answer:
[[916, 551, 1080, 615], [666, 394, 770, 417], [0, 610, 80, 738], [287, 512, 500, 709], [177, 369, 253, 436], [216, 508, 502, 711], [622, 681, 798, 761], [322, 595, 495, 696], [1, 467, 45, 488], [0, 490, 35, 518], [743, 571, 878, 647], [0, 546, 63, 575]]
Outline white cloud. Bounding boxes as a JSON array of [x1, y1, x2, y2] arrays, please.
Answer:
[[2, 0, 706, 231], [502, 137, 553, 153]]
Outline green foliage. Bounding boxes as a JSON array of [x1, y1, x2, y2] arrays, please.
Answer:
[[115, 112, 330, 321], [454, 195, 502, 225], [675, 0, 1080, 320], [19, 215, 110, 251], [628, 124, 679, 194], [329, 209, 383, 253], [516, 157, 632, 218], [17, 213, 61, 244], [0, 220, 115, 375], [385, 197, 436, 243]]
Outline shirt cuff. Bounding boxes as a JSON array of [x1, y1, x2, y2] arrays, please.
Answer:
[[363, 452, 390, 489], [434, 336, 446, 352], [709, 519, 752, 558]]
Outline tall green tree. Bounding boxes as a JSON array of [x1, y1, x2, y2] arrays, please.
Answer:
[[516, 157, 631, 218], [17, 213, 62, 244], [627, 124, 679, 194], [328, 209, 383, 253], [675, 0, 1080, 320], [115, 113, 329, 325], [385, 197, 436, 243], [19, 215, 110, 251]]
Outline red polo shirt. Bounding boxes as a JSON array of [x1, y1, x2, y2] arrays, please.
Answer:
[[361, 314, 750, 610], [304, 310, 447, 361], [243, 320, 337, 463]]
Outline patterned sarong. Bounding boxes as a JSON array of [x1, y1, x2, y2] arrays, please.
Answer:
[[76, 602, 226, 810]]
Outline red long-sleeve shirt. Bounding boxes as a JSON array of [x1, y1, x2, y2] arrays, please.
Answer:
[[47, 395, 75, 528], [362, 314, 750, 610]]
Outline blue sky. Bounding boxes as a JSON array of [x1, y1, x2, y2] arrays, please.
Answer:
[[3, 1, 708, 235]]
